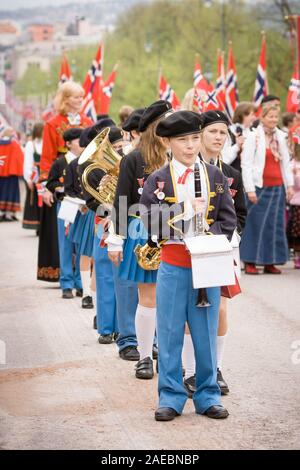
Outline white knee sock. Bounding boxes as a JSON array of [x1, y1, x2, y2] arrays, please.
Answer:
[[80, 270, 91, 297], [217, 334, 227, 370], [182, 334, 195, 379], [135, 305, 156, 360]]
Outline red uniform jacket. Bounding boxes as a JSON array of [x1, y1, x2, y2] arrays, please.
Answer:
[[40, 113, 92, 180], [0, 140, 24, 177]]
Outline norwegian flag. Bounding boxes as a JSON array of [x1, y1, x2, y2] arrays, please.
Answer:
[[286, 64, 300, 113], [194, 57, 214, 93], [205, 89, 220, 111], [193, 87, 204, 113], [59, 55, 72, 85], [159, 74, 181, 110], [82, 45, 104, 119], [99, 66, 118, 114], [215, 50, 226, 110], [253, 35, 268, 109], [225, 44, 239, 120]]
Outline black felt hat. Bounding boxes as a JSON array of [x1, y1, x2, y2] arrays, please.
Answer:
[[108, 126, 123, 144], [156, 111, 202, 137], [199, 111, 230, 129], [138, 100, 172, 132], [63, 127, 83, 142], [122, 108, 145, 132], [79, 118, 116, 148]]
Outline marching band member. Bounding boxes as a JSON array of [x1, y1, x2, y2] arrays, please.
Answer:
[[64, 137, 95, 309], [38, 81, 92, 282], [140, 110, 237, 421], [22, 121, 44, 232], [46, 128, 83, 298], [240, 103, 294, 275], [182, 110, 247, 398], [106, 100, 171, 378], [122, 108, 145, 154]]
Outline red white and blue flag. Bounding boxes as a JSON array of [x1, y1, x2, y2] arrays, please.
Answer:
[[99, 66, 118, 114], [215, 50, 226, 110], [194, 58, 213, 94], [225, 44, 239, 120], [82, 44, 104, 121], [193, 87, 204, 113], [59, 55, 72, 85], [253, 35, 268, 109], [205, 89, 220, 111], [159, 74, 181, 110], [286, 64, 300, 113]]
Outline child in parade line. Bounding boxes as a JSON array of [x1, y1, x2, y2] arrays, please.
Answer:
[[140, 110, 237, 421], [46, 128, 83, 299], [240, 103, 294, 274], [0, 127, 24, 221], [22, 121, 44, 232], [182, 110, 247, 399], [106, 101, 171, 379]]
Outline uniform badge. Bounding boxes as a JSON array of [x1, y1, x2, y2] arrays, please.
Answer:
[[227, 177, 234, 188], [137, 178, 144, 195], [155, 181, 165, 200], [215, 183, 224, 194]]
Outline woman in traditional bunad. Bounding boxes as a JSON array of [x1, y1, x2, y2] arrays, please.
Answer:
[[240, 103, 294, 274], [37, 81, 92, 282], [22, 121, 44, 232]]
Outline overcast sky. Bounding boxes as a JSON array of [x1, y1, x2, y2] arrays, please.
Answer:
[[0, 0, 127, 11]]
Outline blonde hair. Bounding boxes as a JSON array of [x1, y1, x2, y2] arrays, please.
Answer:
[[53, 81, 84, 114], [261, 104, 280, 118], [138, 119, 166, 173]]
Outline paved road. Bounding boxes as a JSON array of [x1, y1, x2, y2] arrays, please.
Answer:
[[0, 214, 299, 450]]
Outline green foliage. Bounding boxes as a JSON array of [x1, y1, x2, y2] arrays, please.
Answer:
[[14, 0, 294, 120]]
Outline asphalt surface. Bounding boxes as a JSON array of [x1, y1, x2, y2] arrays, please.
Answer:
[[0, 204, 299, 450]]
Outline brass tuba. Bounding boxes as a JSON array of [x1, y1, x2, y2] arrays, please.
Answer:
[[134, 243, 161, 271], [78, 127, 122, 205]]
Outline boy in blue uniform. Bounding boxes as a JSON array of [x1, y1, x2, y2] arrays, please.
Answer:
[[140, 111, 237, 421]]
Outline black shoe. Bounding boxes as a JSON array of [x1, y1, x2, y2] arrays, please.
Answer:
[[217, 368, 229, 395], [62, 289, 73, 299], [135, 356, 154, 379], [203, 405, 229, 419], [93, 315, 97, 330], [155, 407, 179, 422], [76, 289, 83, 297], [82, 296, 93, 309], [113, 332, 119, 342], [98, 334, 114, 344], [152, 344, 158, 360], [184, 374, 196, 399], [119, 346, 140, 361]]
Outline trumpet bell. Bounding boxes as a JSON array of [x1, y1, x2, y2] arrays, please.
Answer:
[[134, 243, 161, 271], [78, 127, 123, 206]]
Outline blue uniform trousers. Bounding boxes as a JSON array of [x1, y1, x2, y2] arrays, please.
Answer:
[[156, 261, 221, 415], [113, 266, 138, 351], [56, 203, 81, 290], [94, 225, 118, 335]]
